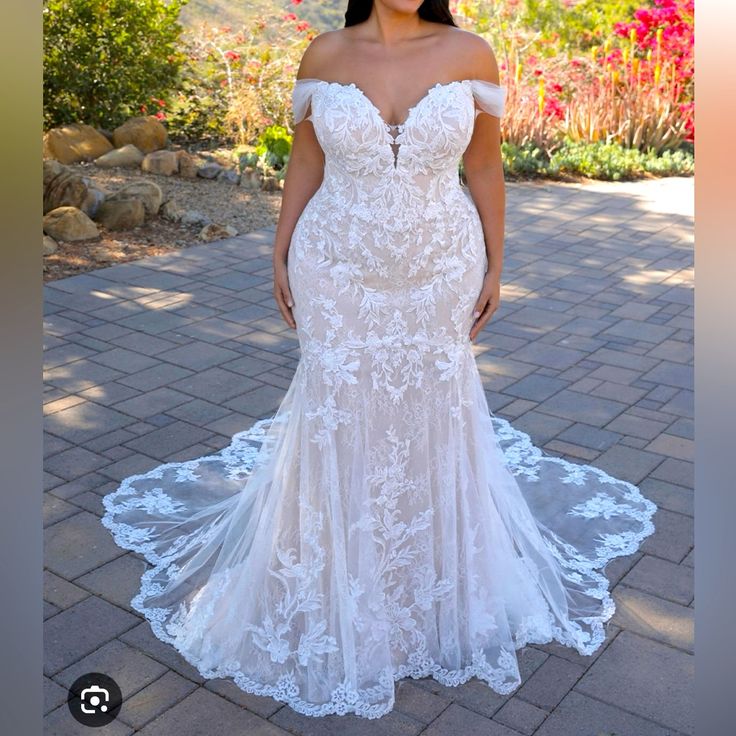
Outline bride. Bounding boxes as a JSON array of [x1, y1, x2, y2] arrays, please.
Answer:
[[101, 0, 657, 720]]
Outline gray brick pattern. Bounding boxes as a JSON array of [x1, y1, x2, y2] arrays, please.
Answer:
[[43, 179, 693, 734]]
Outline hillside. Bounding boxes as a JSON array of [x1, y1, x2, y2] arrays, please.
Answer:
[[179, 0, 345, 33]]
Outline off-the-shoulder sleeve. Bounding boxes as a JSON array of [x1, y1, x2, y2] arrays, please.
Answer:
[[292, 78, 323, 124], [469, 79, 507, 119]]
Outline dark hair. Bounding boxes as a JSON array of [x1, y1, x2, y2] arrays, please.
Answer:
[[344, 1, 457, 27]]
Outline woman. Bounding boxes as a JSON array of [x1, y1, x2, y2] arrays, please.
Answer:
[[102, 0, 657, 720]]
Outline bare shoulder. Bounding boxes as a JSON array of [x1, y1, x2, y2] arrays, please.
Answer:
[[296, 29, 353, 80], [438, 26, 501, 84]]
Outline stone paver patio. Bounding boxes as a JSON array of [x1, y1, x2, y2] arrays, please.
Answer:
[[43, 177, 694, 736]]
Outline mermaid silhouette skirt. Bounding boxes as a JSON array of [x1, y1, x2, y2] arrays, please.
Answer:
[[101, 78, 656, 719]]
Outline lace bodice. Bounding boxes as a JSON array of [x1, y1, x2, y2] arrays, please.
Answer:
[[292, 78, 506, 175]]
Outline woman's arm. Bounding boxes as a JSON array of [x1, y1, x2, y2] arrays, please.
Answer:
[[460, 36, 506, 342], [272, 35, 334, 329]]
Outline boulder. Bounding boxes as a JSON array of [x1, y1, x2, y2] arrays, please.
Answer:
[[78, 178, 108, 218], [180, 210, 210, 227], [43, 235, 58, 255], [112, 115, 168, 154], [239, 166, 262, 190], [217, 169, 240, 185], [43, 206, 99, 241], [108, 181, 162, 217], [43, 161, 86, 213], [141, 150, 179, 176], [196, 162, 222, 179], [43, 123, 113, 164], [262, 175, 281, 192], [199, 223, 238, 242], [176, 150, 198, 179], [94, 144, 144, 168], [161, 200, 185, 223], [95, 197, 146, 230]]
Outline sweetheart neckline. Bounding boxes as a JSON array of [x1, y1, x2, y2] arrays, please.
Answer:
[[298, 78, 504, 131]]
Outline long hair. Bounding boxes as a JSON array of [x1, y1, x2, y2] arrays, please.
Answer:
[[344, 0, 457, 27]]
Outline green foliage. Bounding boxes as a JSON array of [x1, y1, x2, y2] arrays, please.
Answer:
[[43, 0, 190, 130], [500, 138, 694, 180], [163, 56, 231, 145], [293, 0, 345, 32], [239, 125, 293, 176], [255, 125, 293, 168], [521, 0, 642, 49], [500, 142, 549, 177]]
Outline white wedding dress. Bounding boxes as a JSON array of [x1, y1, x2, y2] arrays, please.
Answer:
[[101, 77, 657, 719]]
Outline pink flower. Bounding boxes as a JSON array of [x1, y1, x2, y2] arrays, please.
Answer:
[[224, 50, 241, 62], [296, 20, 310, 32], [283, 12, 297, 21]]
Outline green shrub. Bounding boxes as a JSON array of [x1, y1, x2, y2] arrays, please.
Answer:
[[254, 125, 293, 169], [43, 0, 190, 130], [498, 138, 694, 180]]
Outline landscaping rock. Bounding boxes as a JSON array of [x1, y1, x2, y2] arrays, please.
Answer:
[[141, 150, 179, 176], [176, 150, 198, 179], [217, 169, 240, 185], [43, 206, 99, 242], [43, 235, 58, 255], [95, 197, 146, 230], [180, 210, 210, 227], [44, 161, 109, 218], [199, 223, 238, 242], [262, 175, 281, 192], [94, 144, 144, 169], [112, 115, 167, 154], [43, 161, 87, 214], [239, 166, 262, 190], [108, 181, 163, 217], [43, 123, 113, 165], [78, 178, 108, 218], [160, 200, 185, 223], [196, 162, 222, 179]]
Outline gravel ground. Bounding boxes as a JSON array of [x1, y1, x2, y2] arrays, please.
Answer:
[[43, 159, 282, 282]]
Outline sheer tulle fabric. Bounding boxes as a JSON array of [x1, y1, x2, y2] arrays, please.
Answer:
[[102, 78, 656, 720]]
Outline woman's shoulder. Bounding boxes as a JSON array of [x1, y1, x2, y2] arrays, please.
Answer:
[[296, 29, 353, 80], [431, 26, 500, 84]]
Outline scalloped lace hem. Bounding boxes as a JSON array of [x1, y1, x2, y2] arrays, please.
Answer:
[[101, 411, 657, 720]]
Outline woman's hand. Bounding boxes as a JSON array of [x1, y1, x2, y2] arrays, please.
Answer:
[[469, 270, 501, 342], [273, 258, 296, 329]]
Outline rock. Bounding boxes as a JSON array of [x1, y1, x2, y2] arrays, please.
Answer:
[[43, 235, 58, 255], [43, 206, 99, 241], [239, 166, 262, 190], [217, 168, 240, 185], [78, 178, 108, 218], [112, 115, 168, 153], [95, 197, 146, 230], [199, 223, 238, 242], [180, 210, 210, 227], [262, 175, 280, 192], [196, 162, 222, 179], [43, 123, 113, 164], [141, 150, 179, 176], [161, 200, 185, 223], [97, 128, 114, 145], [108, 181, 162, 217], [94, 144, 144, 168], [176, 150, 198, 179], [43, 161, 87, 213]]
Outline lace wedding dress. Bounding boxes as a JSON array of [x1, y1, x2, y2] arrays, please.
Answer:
[[101, 77, 657, 719]]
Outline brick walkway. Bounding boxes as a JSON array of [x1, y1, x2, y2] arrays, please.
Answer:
[[43, 177, 694, 736]]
